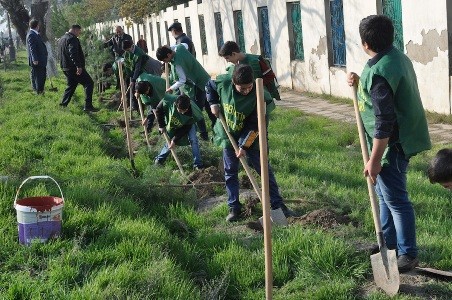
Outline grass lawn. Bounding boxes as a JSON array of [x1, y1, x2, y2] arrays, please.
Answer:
[[0, 51, 451, 299]]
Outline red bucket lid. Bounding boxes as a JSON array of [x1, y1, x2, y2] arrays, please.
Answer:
[[15, 196, 64, 212]]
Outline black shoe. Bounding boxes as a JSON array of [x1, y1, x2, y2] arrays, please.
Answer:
[[279, 203, 296, 217], [154, 159, 164, 167], [193, 165, 204, 171], [59, 103, 67, 108], [226, 208, 242, 222], [200, 132, 208, 141], [83, 106, 99, 112], [397, 254, 419, 273]]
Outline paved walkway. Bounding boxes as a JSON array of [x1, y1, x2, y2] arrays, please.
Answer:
[[278, 91, 452, 145]]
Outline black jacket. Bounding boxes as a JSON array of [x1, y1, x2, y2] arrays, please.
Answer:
[[26, 30, 48, 67], [104, 33, 133, 57], [58, 32, 85, 71]]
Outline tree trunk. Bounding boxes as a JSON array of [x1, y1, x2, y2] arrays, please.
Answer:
[[0, 0, 30, 43]]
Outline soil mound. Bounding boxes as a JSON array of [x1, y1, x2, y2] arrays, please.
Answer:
[[187, 166, 224, 199], [293, 208, 351, 229]]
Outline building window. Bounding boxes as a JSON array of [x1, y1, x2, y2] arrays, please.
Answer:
[[233, 10, 245, 52], [149, 22, 155, 51], [287, 2, 304, 61], [214, 12, 224, 52], [328, 0, 346, 66], [258, 6, 272, 60], [382, 0, 404, 51], [198, 15, 208, 54], [164, 21, 170, 45], [156, 22, 162, 47], [185, 17, 192, 39]]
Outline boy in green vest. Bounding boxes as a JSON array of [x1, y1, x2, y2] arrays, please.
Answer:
[[154, 94, 204, 169], [428, 148, 452, 190], [135, 73, 166, 133], [206, 64, 294, 222], [156, 44, 216, 140], [219, 41, 280, 100], [347, 15, 431, 273]]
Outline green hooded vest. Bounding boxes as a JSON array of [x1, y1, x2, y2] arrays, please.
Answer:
[[137, 73, 166, 106], [212, 74, 272, 149], [357, 47, 431, 161], [162, 94, 203, 146], [172, 44, 210, 90]]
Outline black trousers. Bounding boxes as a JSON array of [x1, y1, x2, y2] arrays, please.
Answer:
[[30, 65, 46, 93], [61, 69, 94, 107]]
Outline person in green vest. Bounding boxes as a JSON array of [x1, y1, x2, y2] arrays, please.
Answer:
[[135, 73, 166, 133], [154, 93, 204, 170], [347, 15, 431, 273], [156, 44, 216, 141], [206, 64, 294, 222], [428, 148, 452, 190], [218, 41, 280, 100]]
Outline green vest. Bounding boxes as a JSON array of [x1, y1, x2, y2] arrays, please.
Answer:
[[124, 47, 149, 75], [212, 75, 272, 149], [162, 94, 203, 146], [226, 53, 280, 100], [172, 44, 210, 90], [137, 73, 166, 107], [357, 47, 431, 161]]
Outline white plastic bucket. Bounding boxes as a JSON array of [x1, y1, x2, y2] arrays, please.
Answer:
[[14, 176, 64, 245]]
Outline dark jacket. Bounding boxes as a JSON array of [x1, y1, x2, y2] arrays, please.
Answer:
[[26, 30, 48, 67], [58, 32, 85, 71], [104, 33, 133, 57], [176, 33, 196, 57]]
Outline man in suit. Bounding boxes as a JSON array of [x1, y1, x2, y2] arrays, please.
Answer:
[[168, 22, 196, 57], [58, 24, 97, 112], [26, 19, 48, 94]]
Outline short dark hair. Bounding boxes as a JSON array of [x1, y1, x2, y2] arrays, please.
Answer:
[[428, 148, 452, 184], [29, 19, 39, 29], [175, 94, 191, 111], [156, 46, 172, 61], [219, 41, 240, 57], [102, 62, 113, 72], [232, 64, 254, 85], [359, 15, 394, 53], [123, 39, 133, 50], [135, 81, 153, 95], [71, 24, 82, 30], [168, 22, 183, 32]]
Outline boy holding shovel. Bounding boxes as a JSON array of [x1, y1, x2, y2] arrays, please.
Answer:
[[206, 64, 294, 222], [347, 15, 431, 273], [135, 73, 166, 133], [154, 94, 204, 170]]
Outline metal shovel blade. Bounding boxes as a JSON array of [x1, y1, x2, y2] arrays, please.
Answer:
[[370, 248, 399, 296]]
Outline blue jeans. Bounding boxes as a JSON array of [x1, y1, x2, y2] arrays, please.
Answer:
[[155, 125, 203, 168], [374, 146, 417, 258], [223, 147, 283, 211]]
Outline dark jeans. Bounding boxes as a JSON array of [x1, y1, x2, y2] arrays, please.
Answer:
[[375, 146, 417, 257], [223, 147, 283, 211], [30, 66, 46, 93], [193, 87, 217, 134], [61, 69, 94, 107]]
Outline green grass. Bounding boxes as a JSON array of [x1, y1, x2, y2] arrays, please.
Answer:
[[0, 51, 451, 299]]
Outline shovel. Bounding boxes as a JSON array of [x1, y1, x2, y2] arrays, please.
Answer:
[[351, 84, 399, 296], [135, 92, 152, 152]]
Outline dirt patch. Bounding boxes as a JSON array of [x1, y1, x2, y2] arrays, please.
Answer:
[[360, 271, 452, 299], [103, 92, 122, 109], [196, 189, 259, 213], [187, 166, 224, 200], [291, 208, 351, 229]]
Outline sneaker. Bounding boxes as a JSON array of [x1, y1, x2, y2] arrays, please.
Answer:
[[193, 165, 204, 171], [154, 159, 164, 166], [279, 203, 296, 217], [397, 254, 419, 273], [83, 106, 99, 112], [59, 103, 67, 107], [226, 208, 242, 222]]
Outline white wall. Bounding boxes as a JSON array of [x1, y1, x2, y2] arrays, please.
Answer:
[[91, 0, 452, 115]]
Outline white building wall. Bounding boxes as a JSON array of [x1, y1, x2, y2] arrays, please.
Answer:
[[403, 0, 450, 114], [91, 0, 452, 115]]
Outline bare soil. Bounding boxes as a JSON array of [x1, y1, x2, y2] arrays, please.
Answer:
[[291, 208, 352, 229]]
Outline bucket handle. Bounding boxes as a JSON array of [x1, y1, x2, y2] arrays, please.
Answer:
[[14, 176, 65, 206]]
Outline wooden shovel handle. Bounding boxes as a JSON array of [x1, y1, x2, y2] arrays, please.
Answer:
[[162, 130, 186, 177], [117, 61, 135, 165], [136, 94, 152, 151], [351, 84, 385, 244], [218, 114, 262, 202]]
